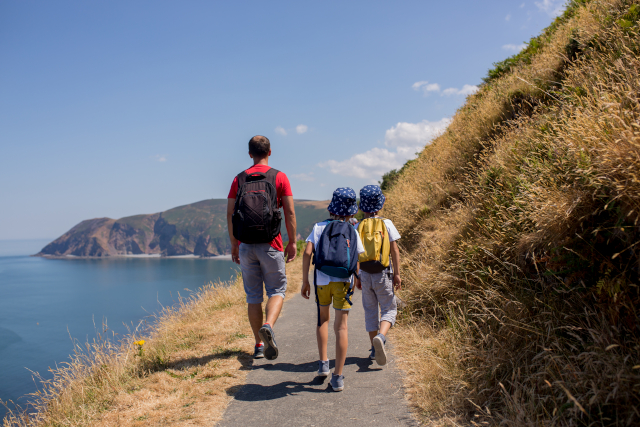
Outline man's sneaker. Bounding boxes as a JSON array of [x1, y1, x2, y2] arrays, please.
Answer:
[[317, 360, 330, 377], [372, 333, 387, 366], [330, 373, 344, 391], [253, 343, 264, 359], [369, 346, 376, 360], [258, 323, 279, 360]]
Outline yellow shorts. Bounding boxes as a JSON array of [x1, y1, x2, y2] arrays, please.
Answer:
[[316, 281, 352, 310]]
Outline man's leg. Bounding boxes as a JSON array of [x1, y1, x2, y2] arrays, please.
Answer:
[[239, 244, 265, 346], [256, 245, 287, 360], [333, 310, 349, 375], [259, 244, 287, 327], [248, 303, 264, 345], [264, 295, 284, 326], [317, 305, 331, 361]]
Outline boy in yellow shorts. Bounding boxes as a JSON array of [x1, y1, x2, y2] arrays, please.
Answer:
[[301, 188, 364, 391]]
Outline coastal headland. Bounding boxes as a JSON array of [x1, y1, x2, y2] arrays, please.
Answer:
[[37, 199, 329, 258]]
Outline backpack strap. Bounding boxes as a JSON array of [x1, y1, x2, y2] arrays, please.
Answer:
[[264, 167, 279, 184], [314, 268, 321, 327], [345, 277, 355, 306], [236, 171, 249, 192], [264, 168, 281, 207]]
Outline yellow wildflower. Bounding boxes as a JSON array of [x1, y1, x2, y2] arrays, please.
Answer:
[[134, 340, 145, 346]]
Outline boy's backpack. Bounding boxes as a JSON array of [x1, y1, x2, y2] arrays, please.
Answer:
[[313, 220, 359, 279], [231, 168, 282, 244], [357, 217, 391, 274]]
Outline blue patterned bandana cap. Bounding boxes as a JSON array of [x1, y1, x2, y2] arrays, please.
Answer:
[[359, 185, 386, 213], [327, 187, 358, 216]]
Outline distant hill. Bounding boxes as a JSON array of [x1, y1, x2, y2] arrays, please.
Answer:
[[37, 199, 329, 257]]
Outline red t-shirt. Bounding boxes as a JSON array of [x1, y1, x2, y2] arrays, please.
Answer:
[[228, 165, 293, 251]]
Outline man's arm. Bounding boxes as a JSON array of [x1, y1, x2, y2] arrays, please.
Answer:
[[390, 240, 401, 289], [227, 198, 240, 265], [282, 195, 297, 263], [301, 241, 314, 299]]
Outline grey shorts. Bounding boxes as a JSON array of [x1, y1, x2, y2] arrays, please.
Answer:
[[239, 243, 287, 304], [360, 269, 397, 332]]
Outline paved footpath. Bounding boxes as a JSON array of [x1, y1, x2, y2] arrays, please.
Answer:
[[218, 289, 418, 427]]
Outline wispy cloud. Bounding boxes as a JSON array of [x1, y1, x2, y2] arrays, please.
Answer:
[[319, 118, 451, 180], [535, 0, 564, 16], [291, 172, 315, 182], [296, 124, 308, 134], [274, 126, 287, 136], [412, 81, 441, 96], [414, 80, 478, 97], [506, 14, 511, 21], [442, 84, 479, 96], [153, 154, 167, 162], [503, 43, 528, 52]]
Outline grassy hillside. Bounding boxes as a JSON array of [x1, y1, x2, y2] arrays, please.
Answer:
[[383, 0, 640, 424]]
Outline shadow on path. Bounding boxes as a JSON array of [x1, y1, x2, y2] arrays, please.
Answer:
[[227, 376, 332, 401], [250, 356, 381, 374]]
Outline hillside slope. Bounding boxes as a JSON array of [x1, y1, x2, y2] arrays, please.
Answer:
[[384, 0, 640, 425], [38, 199, 329, 257]]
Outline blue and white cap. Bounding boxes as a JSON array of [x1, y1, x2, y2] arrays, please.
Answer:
[[359, 185, 386, 213], [327, 187, 358, 216]]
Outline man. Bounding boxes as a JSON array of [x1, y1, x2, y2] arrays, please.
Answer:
[[227, 135, 297, 360]]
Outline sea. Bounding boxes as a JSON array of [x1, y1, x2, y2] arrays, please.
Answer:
[[0, 239, 239, 420]]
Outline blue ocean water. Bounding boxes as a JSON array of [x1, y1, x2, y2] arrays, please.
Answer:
[[0, 239, 238, 420]]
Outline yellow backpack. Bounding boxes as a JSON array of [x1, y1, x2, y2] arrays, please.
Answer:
[[357, 217, 391, 273]]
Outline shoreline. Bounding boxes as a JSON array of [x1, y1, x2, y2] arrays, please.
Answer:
[[34, 253, 233, 260]]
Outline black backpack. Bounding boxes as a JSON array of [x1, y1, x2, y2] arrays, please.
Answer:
[[232, 168, 282, 244]]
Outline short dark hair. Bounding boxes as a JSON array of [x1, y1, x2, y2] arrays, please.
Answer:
[[248, 135, 270, 158]]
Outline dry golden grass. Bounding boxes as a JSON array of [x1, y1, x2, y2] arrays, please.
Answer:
[[385, 0, 640, 425], [2, 258, 303, 426]]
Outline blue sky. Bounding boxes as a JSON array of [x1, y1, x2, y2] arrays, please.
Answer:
[[0, 0, 566, 240]]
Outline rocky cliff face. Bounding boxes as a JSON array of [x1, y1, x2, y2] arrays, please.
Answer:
[[37, 199, 329, 257]]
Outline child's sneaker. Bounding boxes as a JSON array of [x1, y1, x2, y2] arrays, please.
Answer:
[[259, 323, 279, 360], [369, 346, 376, 360], [317, 360, 330, 377], [253, 343, 264, 359], [330, 373, 344, 391], [372, 333, 387, 366]]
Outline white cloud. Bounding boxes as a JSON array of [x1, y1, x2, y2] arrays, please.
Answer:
[[520, 2, 525, 8], [274, 126, 287, 136], [506, 14, 511, 21], [153, 154, 167, 162], [441, 84, 479, 96], [535, 0, 564, 16], [459, 84, 480, 95], [413, 80, 478, 97], [319, 118, 451, 180], [412, 81, 441, 96], [296, 124, 308, 134], [291, 172, 315, 181], [385, 118, 451, 150], [320, 147, 403, 180], [503, 43, 528, 52]]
